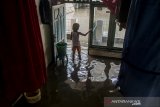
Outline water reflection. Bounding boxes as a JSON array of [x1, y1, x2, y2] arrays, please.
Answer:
[[71, 61, 81, 84], [65, 47, 109, 93], [67, 49, 107, 82], [108, 62, 121, 86], [60, 46, 123, 102]]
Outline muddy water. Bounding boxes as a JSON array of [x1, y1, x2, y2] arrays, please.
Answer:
[[64, 46, 121, 92], [53, 45, 122, 106]]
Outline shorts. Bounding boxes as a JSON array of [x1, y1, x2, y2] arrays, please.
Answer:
[[72, 46, 81, 53]]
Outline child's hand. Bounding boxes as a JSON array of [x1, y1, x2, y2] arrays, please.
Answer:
[[85, 29, 92, 36], [89, 29, 92, 32]]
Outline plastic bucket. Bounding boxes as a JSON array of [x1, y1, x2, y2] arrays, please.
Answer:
[[56, 42, 67, 59]]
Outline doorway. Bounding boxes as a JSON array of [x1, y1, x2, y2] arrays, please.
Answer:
[[52, 4, 66, 62], [64, 3, 90, 64], [52, 1, 126, 61], [65, 3, 90, 49]]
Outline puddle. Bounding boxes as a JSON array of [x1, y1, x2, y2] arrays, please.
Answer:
[[88, 60, 107, 82], [64, 79, 86, 91], [67, 49, 107, 82], [65, 45, 121, 92], [108, 62, 121, 85], [65, 46, 108, 91]]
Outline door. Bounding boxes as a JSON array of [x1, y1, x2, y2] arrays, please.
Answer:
[[52, 4, 66, 62], [88, 3, 125, 58]]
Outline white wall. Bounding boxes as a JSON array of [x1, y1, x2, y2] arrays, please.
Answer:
[[35, 0, 53, 67]]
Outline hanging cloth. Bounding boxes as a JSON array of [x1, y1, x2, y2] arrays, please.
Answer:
[[0, 0, 46, 106], [116, 0, 131, 30], [102, 0, 120, 14], [117, 0, 160, 97], [39, 0, 51, 24]]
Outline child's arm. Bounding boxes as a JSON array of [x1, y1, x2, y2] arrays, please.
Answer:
[[79, 29, 92, 36]]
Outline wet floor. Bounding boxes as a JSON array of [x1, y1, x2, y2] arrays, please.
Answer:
[[51, 46, 123, 107], [15, 45, 122, 107]]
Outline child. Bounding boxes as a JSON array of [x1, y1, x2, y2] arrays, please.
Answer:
[[70, 23, 91, 61]]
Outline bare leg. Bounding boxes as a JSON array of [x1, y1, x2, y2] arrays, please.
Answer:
[[78, 53, 81, 60], [72, 47, 75, 61], [77, 46, 81, 60]]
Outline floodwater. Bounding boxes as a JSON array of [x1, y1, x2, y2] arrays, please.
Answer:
[[51, 5, 123, 107], [55, 44, 122, 104], [14, 4, 124, 107], [15, 45, 122, 107]]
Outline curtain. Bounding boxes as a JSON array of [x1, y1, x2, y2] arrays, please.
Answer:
[[0, 0, 46, 106], [117, 0, 160, 97], [102, 0, 131, 30], [39, 0, 51, 24], [116, 0, 131, 30], [102, 0, 120, 14], [116, 0, 131, 25]]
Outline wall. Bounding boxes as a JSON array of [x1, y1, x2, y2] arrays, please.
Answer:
[[35, 0, 53, 67]]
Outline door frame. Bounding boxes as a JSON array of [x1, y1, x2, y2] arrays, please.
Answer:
[[88, 3, 122, 58], [52, 4, 66, 62], [89, 3, 122, 51], [51, 2, 123, 59]]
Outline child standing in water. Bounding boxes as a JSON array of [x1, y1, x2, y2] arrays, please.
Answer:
[[71, 23, 91, 61]]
